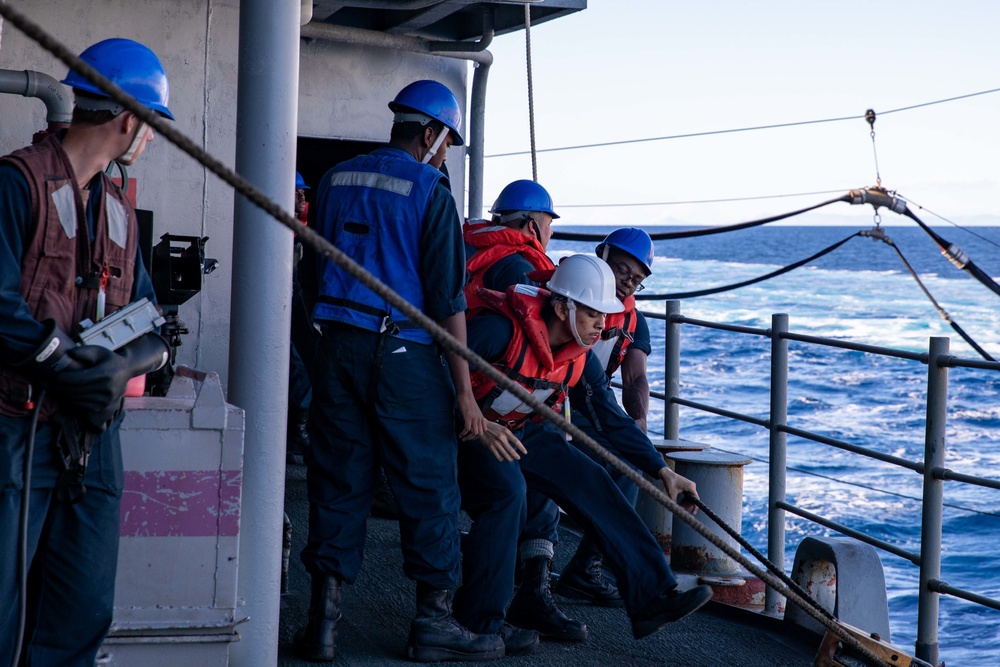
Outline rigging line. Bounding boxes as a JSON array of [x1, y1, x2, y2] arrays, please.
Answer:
[[635, 231, 861, 301], [556, 187, 854, 208], [486, 114, 859, 158], [553, 193, 851, 242], [523, 3, 538, 181], [902, 197, 1000, 251], [883, 235, 996, 362], [485, 86, 1000, 159], [681, 442, 1000, 520], [879, 86, 1000, 116]]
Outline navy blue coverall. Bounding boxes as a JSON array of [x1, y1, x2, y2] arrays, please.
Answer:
[[453, 315, 676, 635], [0, 163, 156, 666], [301, 149, 468, 591]]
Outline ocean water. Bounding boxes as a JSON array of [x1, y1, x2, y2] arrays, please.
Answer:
[[550, 225, 1000, 666]]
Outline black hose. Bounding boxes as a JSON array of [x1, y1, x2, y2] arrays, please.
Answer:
[[12, 390, 45, 667], [636, 231, 861, 300], [551, 194, 851, 242], [904, 208, 1000, 299]]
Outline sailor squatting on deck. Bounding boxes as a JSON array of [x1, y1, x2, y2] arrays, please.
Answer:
[[514, 228, 659, 631], [463, 185, 666, 635], [453, 251, 714, 648], [0, 38, 172, 667]]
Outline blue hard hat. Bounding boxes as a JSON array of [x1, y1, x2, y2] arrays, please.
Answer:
[[388, 80, 464, 146], [63, 38, 174, 120], [295, 172, 309, 190], [596, 227, 654, 275], [489, 180, 560, 219]]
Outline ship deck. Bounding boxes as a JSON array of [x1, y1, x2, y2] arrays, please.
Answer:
[[278, 462, 818, 666]]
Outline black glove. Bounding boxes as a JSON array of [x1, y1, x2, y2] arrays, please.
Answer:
[[11, 319, 77, 383], [52, 333, 170, 431]]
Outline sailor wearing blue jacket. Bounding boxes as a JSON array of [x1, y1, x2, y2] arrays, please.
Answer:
[[296, 80, 503, 663]]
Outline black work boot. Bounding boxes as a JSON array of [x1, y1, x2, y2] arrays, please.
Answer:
[[500, 622, 539, 656], [293, 575, 342, 661], [631, 584, 714, 640], [506, 557, 588, 641], [554, 544, 624, 607], [407, 584, 505, 662]]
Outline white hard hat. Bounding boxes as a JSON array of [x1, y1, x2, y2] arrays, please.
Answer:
[[546, 254, 624, 314]]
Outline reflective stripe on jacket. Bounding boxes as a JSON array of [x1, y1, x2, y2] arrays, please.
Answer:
[[313, 147, 444, 344]]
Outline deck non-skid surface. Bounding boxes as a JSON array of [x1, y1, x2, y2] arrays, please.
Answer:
[[279, 463, 816, 666]]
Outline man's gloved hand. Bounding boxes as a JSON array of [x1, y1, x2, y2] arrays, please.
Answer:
[[10, 319, 77, 383], [54, 345, 133, 428], [52, 333, 170, 432]]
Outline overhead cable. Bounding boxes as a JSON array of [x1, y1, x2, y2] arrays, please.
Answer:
[[485, 86, 1000, 158], [903, 198, 1000, 251]]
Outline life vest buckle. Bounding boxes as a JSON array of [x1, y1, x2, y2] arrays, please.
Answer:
[[379, 316, 400, 336]]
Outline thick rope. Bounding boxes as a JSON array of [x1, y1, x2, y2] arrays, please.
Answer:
[[0, 5, 894, 664], [523, 3, 537, 181], [688, 496, 836, 623]]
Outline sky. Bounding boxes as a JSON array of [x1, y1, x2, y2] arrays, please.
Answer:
[[476, 0, 1000, 227]]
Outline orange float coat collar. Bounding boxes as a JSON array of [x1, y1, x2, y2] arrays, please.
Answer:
[[463, 221, 554, 314], [470, 284, 589, 429]]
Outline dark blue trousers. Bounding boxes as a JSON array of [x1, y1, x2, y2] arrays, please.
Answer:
[[302, 327, 462, 590], [521, 420, 641, 552], [455, 420, 676, 634], [0, 414, 123, 667], [453, 434, 527, 634]]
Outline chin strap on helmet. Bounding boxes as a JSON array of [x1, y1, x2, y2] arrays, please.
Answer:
[[563, 298, 591, 348], [118, 121, 149, 164], [421, 127, 450, 165]]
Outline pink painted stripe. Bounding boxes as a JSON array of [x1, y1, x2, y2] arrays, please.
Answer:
[[120, 470, 242, 537]]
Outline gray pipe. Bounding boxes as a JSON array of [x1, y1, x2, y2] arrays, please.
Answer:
[[0, 69, 72, 123], [299, 21, 493, 220], [430, 7, 494, 53], [466, 61, 489, 219], [324, 0, 448, 10], [228, 0, 300, 664]]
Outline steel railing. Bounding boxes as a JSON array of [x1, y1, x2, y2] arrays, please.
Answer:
[[638, 300, 1000, 666]]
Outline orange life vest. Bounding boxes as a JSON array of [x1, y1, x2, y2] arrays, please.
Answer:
[[463, 221, 554, 314], [470, 284, 588, 429], [590, 295, 637, 377]]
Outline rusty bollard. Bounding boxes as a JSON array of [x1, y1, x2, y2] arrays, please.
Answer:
[[635, 439, 710, 558]]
